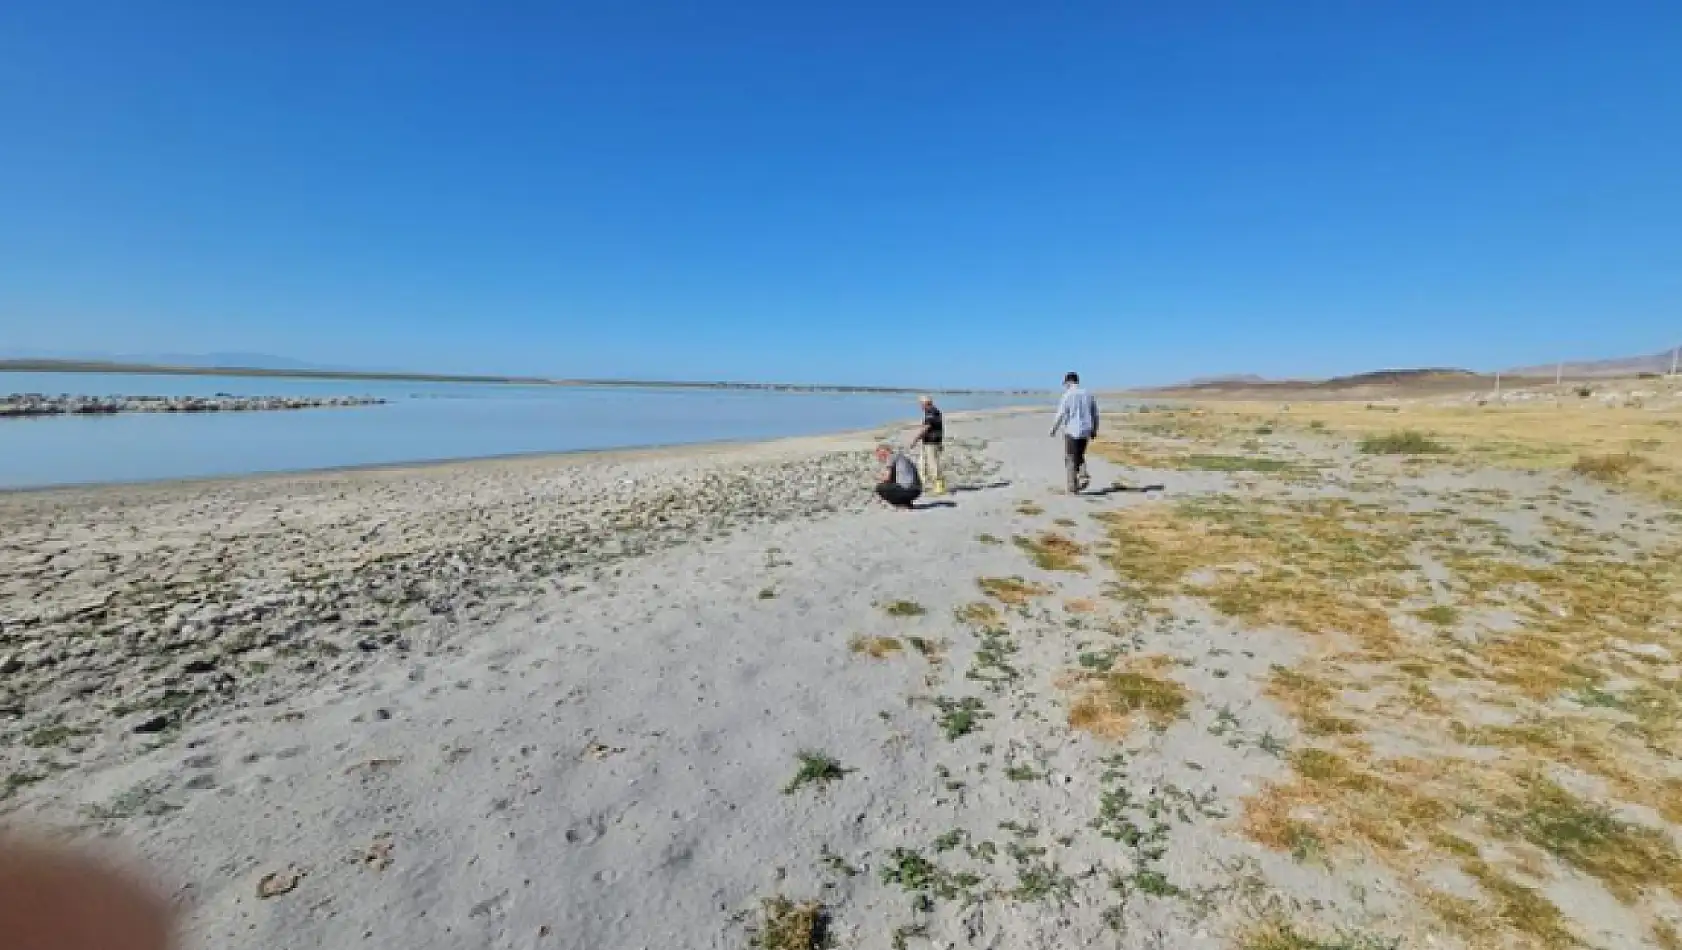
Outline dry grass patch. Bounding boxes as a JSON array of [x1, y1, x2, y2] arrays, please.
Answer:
[[1064, 597, 1098, 614], [1429, 860, 1577, 950], [1192, 397, 1682, 501], [1358, 430, 1452, 455], [1066, 654, 1189, 738], [1244, 748, 1453, 860], [1234, 918, 1399, 950], [1098, 498, 1411, 654], [1013, 531, 1088, 572], [1492, 775, 1682, 903], [1123, 407, 1234, 441], [1089, 441, 1179, 469], [1094, 477, 1682, 944], [849, 635, 903, 659], [977, 576, 1050, 606], [1090, 439, 1295, 474]]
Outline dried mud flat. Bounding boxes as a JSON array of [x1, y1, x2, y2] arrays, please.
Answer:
[[2, 394, 1680, 950]]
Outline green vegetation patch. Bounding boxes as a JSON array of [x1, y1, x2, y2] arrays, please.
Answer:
[[783, 751, 852, 794], [1358, 430, 1451, 455]]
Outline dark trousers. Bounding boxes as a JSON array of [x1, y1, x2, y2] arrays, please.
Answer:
[[1064, 436, 1090, 492], [876, 482, 921, 507]]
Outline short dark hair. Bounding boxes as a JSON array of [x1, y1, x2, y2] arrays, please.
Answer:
[[1063, 372, 1080, 385]]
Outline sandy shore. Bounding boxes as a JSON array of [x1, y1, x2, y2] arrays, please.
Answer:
[[3, 404, 1678, 949]]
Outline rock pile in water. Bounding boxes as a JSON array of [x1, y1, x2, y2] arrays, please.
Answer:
[[0, 393, 386, 417]]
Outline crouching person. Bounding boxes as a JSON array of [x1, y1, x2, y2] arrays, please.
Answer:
[[874, 444, 922, 509]]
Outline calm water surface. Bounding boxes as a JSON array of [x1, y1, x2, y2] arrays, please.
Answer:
[[0, 373, 1037, 489]]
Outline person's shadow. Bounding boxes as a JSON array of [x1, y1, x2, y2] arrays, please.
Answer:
[[1082, 481, 1165, 497], [912, 500, 959, 510], [948, 480, 1011, 494]]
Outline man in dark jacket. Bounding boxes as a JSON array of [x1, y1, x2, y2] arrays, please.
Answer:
[[909, 395, 947, 495]]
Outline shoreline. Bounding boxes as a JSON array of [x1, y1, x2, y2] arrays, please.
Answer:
[[0, 412, 1015, 786], [0, 360, 1045, 396], [0, 404, 1043, 498]]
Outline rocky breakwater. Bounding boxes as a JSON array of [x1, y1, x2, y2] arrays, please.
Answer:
[[0, 437, 999, 795], [0, 393, 387, 417]]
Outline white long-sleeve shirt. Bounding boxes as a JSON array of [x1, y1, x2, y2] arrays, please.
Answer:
[[1051, 386, 1099, 439]]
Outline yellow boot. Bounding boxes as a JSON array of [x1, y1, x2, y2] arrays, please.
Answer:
[[933, 478, 948, 495]]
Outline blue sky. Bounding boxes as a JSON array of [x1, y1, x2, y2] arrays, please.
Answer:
[[1, 2, 1678, 388]]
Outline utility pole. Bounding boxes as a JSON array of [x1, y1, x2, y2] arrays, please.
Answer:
[[1494, 371, 1501, 399], [1555, 362, 1563, 387], [1672, 345, 1679, 377]]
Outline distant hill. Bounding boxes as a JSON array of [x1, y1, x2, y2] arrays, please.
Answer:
[[1506, 347, 1679, 379], [146, 352, 328, 371], [1144, 367, 1480, 395]]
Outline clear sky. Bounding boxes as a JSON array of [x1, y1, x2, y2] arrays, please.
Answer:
[[1, 2, 1678, 388]]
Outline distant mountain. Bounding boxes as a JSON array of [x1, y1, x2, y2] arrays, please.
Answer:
[[1506, 347, 1679, 379]]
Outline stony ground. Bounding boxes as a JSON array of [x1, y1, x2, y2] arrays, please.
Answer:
[[0, 433, 999, 782], [2, 402, 1679, 950]]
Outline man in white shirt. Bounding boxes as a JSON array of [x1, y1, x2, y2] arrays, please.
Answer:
[[1049, 371, 1100, 493]]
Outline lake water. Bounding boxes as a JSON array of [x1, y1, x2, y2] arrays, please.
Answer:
[[0, 372, 1038, 489]]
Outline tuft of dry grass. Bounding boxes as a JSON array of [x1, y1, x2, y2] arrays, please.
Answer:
[[1015, 501, 1045, 516], [953, 601, 1005, 630], [977, 576, 1050, 606], [752, 896, 829, 950], [906, 636, 945, 663], [849, 635, 903, 659], [882, 599, 926, 617], [1572, 452, 1646, 482], [1013, 531, 1088, 572], [1066, 654, 1189, 738], [1413, 605, 1459, 627]]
